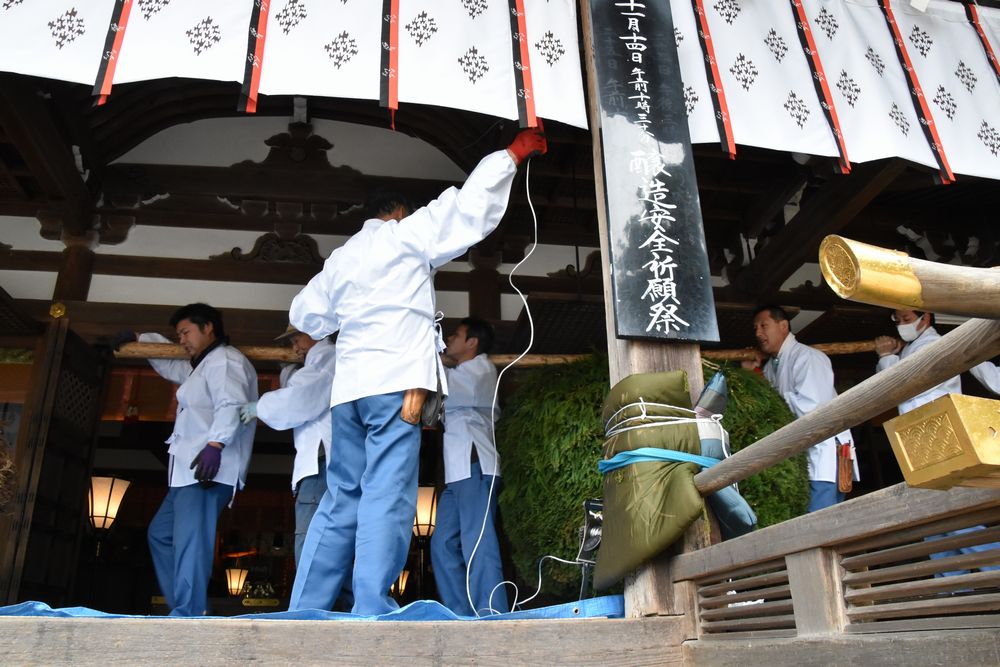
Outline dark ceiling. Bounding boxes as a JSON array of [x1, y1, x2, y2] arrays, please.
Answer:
[[0, 63, 996, 354]]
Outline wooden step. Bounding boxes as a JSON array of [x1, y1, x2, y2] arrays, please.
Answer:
[[0, 614, 687, 666]]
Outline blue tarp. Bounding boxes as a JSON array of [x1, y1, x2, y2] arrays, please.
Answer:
[[0, 595, 624, 621]]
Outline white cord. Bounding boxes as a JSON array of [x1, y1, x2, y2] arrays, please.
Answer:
[[465, 158, 540, 617], [513, 555, 584, 610]]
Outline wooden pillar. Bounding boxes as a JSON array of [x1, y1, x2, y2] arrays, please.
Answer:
[[785, 548, 847, 635], [580, 0, 716, 619], [468, 248, 503, 322], [53, 233, 97, 302]]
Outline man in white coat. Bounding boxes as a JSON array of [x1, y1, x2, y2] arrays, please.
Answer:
[[432, 317, 506, 616], [874, 308, 998, 575], [970, 361, 1000, 395], [238, 326, 336, 565], [286, 127, 547, 615], [874, 309, 961, 414], [878, 311, 1000, 402], [745, 305, 858, 512], [136, 303, 257, 616]]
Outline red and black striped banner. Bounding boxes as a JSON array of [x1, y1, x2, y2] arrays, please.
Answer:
[[508, 0, 537, 128], [92, 0, 134, 105], [964, 3, 1000, 89], [877, 0, 953, 184], [238, 0, 270, 113], [379, 0, 400, 128], [789, 0, 850, 173], [690, 0, 735, 159]]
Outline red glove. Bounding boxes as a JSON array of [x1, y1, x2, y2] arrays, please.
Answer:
[[507, 120, 547, 165]]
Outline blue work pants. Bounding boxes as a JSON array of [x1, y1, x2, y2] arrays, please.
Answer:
[[430, 462, 508, 616], [147, 482, 232, 616], [807, 480, 845, 513], [289, 392, 420, 615], [294, 465, 326, 566]]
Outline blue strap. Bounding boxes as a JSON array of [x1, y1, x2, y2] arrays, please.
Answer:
[[598, 447, 720, 474]]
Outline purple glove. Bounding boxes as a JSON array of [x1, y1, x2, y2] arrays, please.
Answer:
[[190, 444, 222, 482]]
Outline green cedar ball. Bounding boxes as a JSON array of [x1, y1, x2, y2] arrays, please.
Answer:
[[496, 356, 807, 600]]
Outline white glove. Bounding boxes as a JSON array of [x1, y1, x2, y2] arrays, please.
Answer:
[[239, 402, 258, 424]]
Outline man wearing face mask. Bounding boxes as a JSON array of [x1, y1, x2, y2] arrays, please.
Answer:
[[875, 308, 999, 575], [873, 309, 960, 415]]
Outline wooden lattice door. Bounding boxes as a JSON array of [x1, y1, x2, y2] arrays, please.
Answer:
[[0, 317, 108, 606]]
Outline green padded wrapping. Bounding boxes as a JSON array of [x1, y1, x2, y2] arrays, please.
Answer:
[[594, 370, 705, 590]]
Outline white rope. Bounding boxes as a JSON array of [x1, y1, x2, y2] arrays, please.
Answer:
[[466, 157, 540, 617]]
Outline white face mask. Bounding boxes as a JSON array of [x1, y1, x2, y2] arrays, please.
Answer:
[[896, 320, 923, 342]]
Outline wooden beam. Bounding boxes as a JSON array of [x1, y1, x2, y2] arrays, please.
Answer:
[[735, 160, 908, 298], [0, 75, 93, 236], [101, 163, 451, 205], [741, 173, 808, 239]]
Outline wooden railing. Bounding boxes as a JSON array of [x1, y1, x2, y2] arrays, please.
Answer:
[[676, 237, 1000, 657]]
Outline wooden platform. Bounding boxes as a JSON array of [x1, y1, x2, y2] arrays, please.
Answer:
[[0, 614, 687, 666], [685, 629, 1000, 667]]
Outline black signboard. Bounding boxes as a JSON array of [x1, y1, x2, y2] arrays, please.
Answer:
[[587, 0, 719, 343]]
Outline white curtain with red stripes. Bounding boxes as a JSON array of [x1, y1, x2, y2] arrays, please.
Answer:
[[891, 1, 1000, 178], [695, 0, 841, 158], [256, 0, 382, 102], [799, 0, 939, 170], [0, 0, 116, 84], [111, 0, 253, 86], [523, 0, 588, 130], [669, 0, 722, 146], [397, 0, 518, 121]]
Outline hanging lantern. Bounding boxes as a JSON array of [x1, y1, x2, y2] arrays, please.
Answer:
[[225, 567, 249, 597], [89, 476, 130, 530], [390, 569, 410, 597], [413, 486, 438, 538]]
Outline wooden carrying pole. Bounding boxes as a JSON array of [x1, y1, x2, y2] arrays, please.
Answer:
[[115, 342, 877, 365], [820, 234, 1000, 318], [694, 317, 1000, 495], [114, 344, 594, 368]]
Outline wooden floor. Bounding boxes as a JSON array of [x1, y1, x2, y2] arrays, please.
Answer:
[[685, 629, 1000, 667], [0, 614, 687, 666]]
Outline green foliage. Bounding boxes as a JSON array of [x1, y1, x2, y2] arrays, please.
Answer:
[[497, 356, 808, 601], [497, 355, 607, 598]]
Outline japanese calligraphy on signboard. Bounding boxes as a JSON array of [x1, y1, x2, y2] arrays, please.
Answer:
[[588, 0, 719, 343]]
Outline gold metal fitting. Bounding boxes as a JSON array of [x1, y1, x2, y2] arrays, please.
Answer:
[[819, 235, 924, 310], [49, 302, 66, 319]]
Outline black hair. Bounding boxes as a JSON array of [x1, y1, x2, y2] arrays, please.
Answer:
[[364, 190, 415, 220], [893, 309, 936, 326], [752, 304, 790, 323], [169, 303, 229, 343], [461, 317, 495, 355]]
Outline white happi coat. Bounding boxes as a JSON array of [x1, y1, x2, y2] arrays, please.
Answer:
[[970, 361, 1000, 396], [876, 326, 961, 414], [140, 333, 257, 490], [763, 334, 858, 484], [442, 353, 500, 484], [256, 338, 336, 490], [289, 149, 517, 407]]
